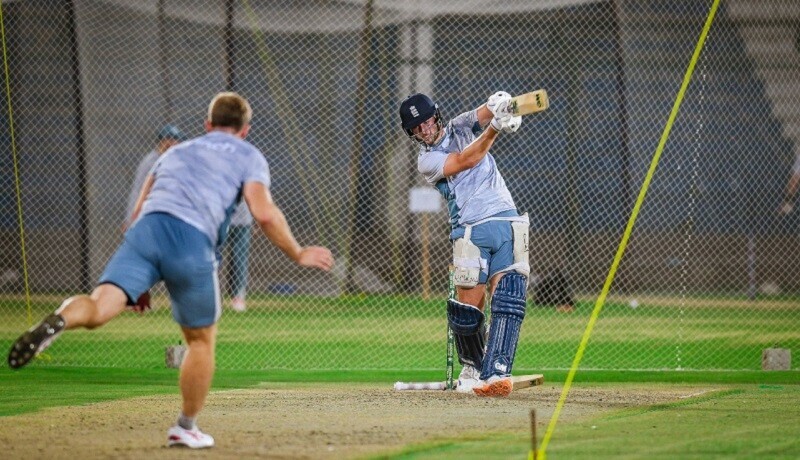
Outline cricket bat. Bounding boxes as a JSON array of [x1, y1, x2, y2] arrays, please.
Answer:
[[507, 89, 549, 116], [393, 374, 544, 391], [511, 374, 545, 389]]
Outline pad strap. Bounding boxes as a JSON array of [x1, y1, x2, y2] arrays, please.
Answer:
[[447, 298, 486, 369], [481, 273, 527, 380]]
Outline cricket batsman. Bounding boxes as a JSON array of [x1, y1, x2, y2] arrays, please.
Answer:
[[399, 92, 529, 397]]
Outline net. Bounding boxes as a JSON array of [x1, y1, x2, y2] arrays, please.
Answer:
[[0, 0, 798, 370]]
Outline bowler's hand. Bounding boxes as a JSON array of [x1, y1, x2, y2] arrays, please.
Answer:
[[297, 246, 335, 271]]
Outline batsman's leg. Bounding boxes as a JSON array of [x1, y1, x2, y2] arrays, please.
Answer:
[[447, 298, 486, 392], [474, 273, 527, 397]]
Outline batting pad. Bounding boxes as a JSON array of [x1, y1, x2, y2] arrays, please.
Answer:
[[481, 273, 527, 380], [447, 298, 486, 369]]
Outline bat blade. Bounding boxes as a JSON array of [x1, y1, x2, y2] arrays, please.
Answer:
[[394, 374, 544, 391], [508, 90, 549, 116], [512, 374, 545, 390]]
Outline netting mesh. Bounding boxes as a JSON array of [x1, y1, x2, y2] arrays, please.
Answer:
[[0, 0, 798, 371]]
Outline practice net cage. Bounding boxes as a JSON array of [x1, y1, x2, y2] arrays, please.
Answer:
[[0, 0, 798, 371]]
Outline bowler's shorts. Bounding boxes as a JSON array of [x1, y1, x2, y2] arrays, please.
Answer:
[[450, 209, 518, 285], [99, 212, 221, 328]]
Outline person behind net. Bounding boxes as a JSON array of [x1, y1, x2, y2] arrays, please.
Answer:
[[7, 91, 335, 448], [779, 149, 800, 215], [121, 124, 188, 311], [399, 92, 530, 397], [123, 124, 188, 230], [227, 201, 253, 312]]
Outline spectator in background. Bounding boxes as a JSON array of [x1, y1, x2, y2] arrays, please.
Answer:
[[124, 124, 188, 229], [228, 202, 253, 312], [779, 151, 800, 215]]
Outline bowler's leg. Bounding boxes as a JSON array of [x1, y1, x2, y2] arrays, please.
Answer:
[[179, 324, 217, 418], [7, 284, 128, 369], [167, 324, 217, 449], [60, 284, 130, 329]]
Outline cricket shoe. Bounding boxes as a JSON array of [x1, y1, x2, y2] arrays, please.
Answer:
[[455, 365, 481, 394], [231, 296, 246, 312], [473, 374, 513, 397], [167, 425, 215, 449], [7, 313, 66, 369]]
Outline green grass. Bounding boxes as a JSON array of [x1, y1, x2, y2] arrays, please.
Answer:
[[383, 384, 800, 459], [1, 293, 796, 458], [1, 293, 798, 370]]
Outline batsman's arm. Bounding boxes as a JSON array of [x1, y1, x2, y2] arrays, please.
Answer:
[[244, 181, 334, 271], [476, 104, 495, 129], [441, 115, 500, 177]]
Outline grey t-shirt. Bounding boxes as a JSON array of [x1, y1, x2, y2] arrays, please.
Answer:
[[230, 201, 253, 227], [140, 131, 270, 247], [125, 150, 159, 222], [417, 109, 516, 228]]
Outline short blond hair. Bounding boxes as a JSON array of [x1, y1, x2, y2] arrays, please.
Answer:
[[207, 92, 252, 131]]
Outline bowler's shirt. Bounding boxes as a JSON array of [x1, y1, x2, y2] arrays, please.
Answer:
[[141, 131, 270, 247], [417, 109, 516, 228]]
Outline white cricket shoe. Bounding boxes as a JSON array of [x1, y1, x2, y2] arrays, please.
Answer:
[[473, 374, 513, 397], [455, 365, 481, 394], [231, 297, 246, 312], [167, 425, 215, 449]]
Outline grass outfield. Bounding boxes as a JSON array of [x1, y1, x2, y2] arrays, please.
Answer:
[[385, 384, 800, 459], [0, 293, 798, 370]]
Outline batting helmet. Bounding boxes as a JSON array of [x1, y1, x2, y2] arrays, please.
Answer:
[[399, 93, 442, 140]]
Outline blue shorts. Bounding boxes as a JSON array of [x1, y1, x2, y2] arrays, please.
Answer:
[[99, 212, 221, 328], [450, 210, 518, 285]]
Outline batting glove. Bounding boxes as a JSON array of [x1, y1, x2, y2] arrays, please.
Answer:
[[487, 91, 512, 118], [501, 115, 522, 133], [490, 115, 510, 132]]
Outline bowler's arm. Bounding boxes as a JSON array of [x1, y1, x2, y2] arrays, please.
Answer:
[[243, 181, 333, 270]]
